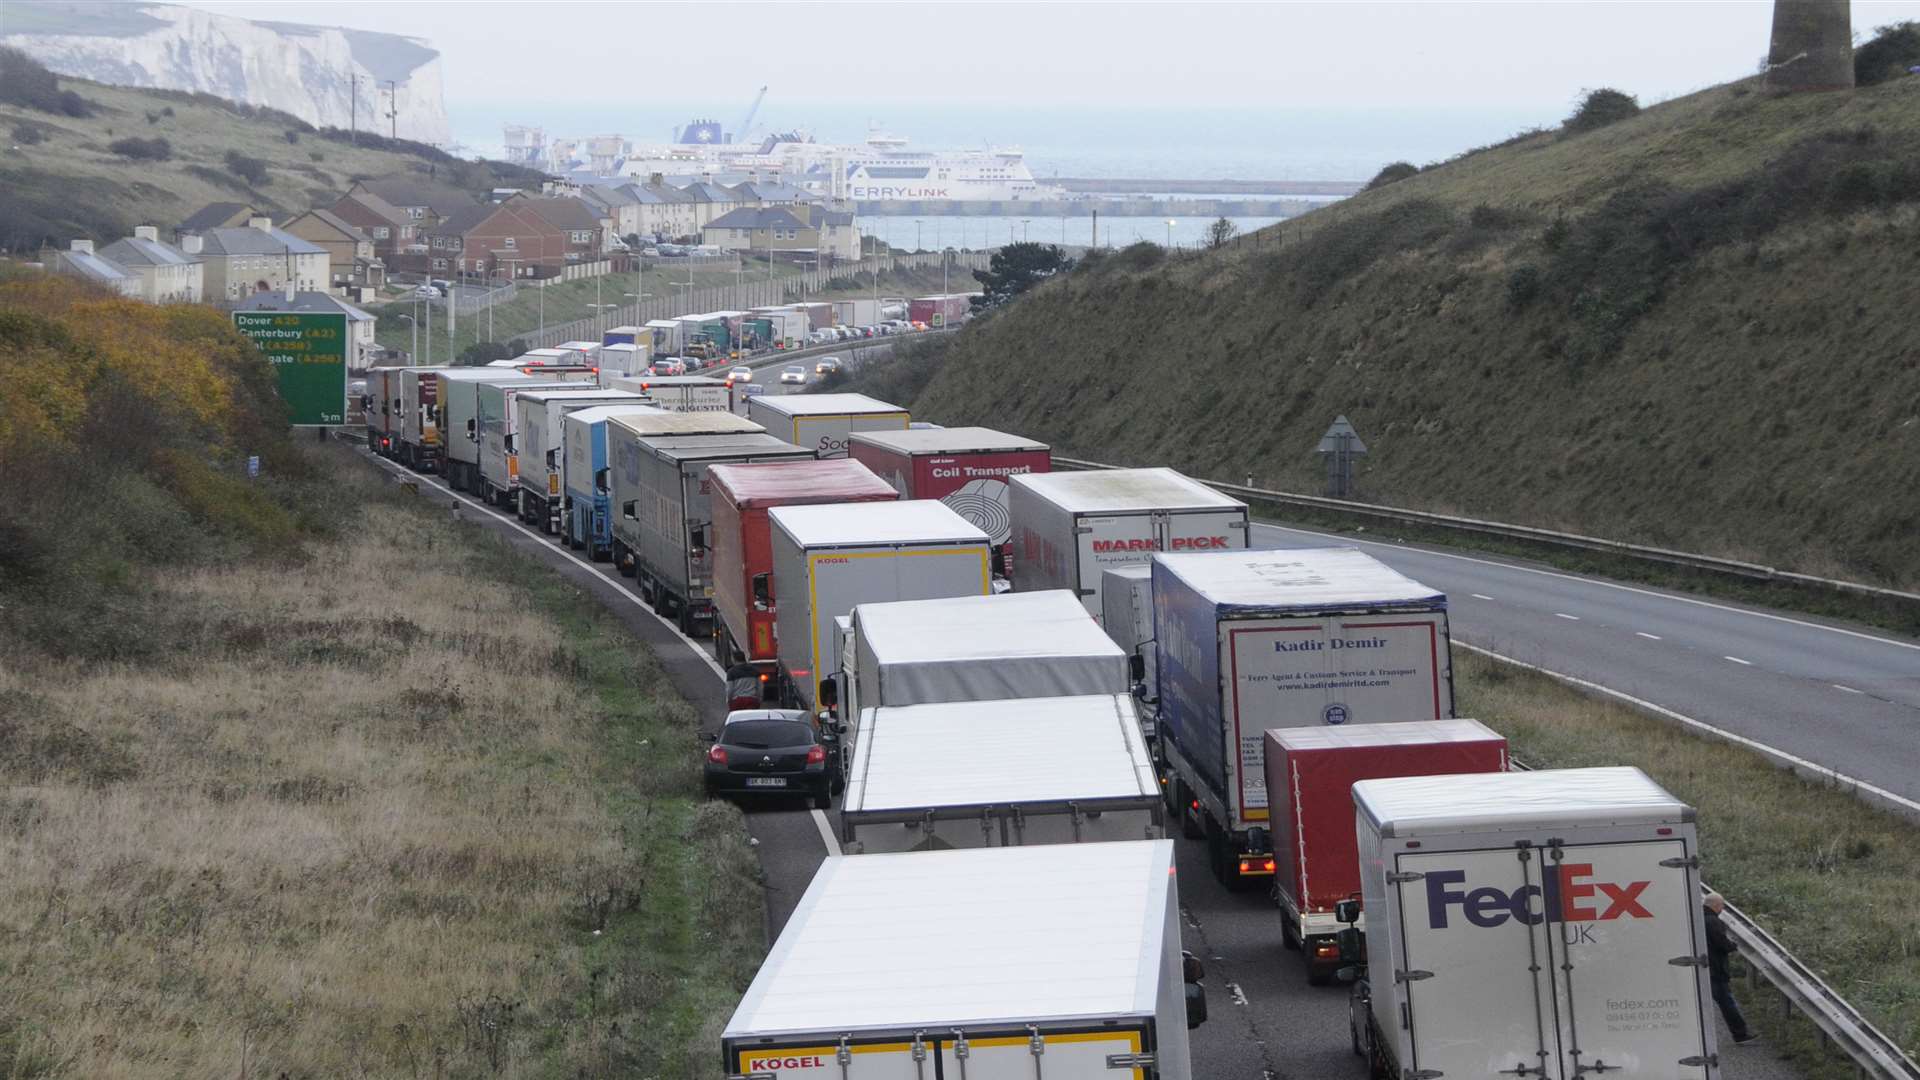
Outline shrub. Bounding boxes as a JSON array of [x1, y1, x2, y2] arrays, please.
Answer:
[[10, 123, 46, 146], [1365, 162, 1418, 190], [108, 136, 171, 161], [0, 47, 93, 118], [308, 150, 324, 162], [223, 150, 269, 186], [144, 110, 162, 125], [1563, 88, 1640, 135], [1506, 264, 1542, 309], [1854, 21, 1920, 85], [1283, 198, 1456, 307], [284, 128, 301, 144]]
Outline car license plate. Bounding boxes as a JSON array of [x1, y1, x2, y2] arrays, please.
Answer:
[[745, 777, 786, 788]]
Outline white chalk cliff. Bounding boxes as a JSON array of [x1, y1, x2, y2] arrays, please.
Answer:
[[3, 2, 451, 145]]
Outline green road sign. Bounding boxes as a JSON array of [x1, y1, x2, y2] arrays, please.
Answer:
[[232, 310, 348, 426]]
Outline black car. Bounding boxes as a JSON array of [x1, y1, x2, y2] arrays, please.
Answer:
[[703, 709, 834, 809]]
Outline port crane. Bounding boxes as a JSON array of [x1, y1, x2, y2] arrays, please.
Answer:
[[735, 86, 767, 142]]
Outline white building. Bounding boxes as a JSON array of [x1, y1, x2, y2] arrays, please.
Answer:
[[50, 239, 142, 298], [99, 226, 204, 303], [191, 216, 330, 302]]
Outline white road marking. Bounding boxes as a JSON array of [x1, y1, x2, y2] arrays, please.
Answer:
[[1453, 640, 1920, 819], [1227, 982, 1249, 1007], [1471, 593, 1495, 601], [1833, 684, 1865, 695], [1554, 613, 1581, 621], [1251, 522, 1920, 653], [1725, 655, 1753, 666], [810, 809, 842, 856], [1637, 632, 1663, 641]]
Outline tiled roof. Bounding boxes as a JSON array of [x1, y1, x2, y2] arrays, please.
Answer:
[[431, 202, 497, 235], [522, 197, 600, 230], [353, 177, 477, 216], [57, 249, 138, 283], [177, 202, 255, 232], [195, 226, 329, 257], [335, 190, 411, 228], [294, 208, 372, 243], [100, 236, 197, 266], [705, 207, 808, 230]]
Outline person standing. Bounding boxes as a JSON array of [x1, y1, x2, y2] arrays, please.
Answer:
[[1705, 892, 1760, 1044]]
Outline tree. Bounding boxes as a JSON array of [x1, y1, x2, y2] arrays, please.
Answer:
[[1364, 162, 1418, 191], [970, 242, 1074, 310], [1563, 88, 1640, 135], [456, 340, 524, 366], [1205, 217, 1238, 249]]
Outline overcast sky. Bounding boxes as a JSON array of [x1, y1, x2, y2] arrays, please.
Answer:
[[191, 1, 1920, 115]]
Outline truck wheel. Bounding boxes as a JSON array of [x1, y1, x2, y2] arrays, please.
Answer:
[[811, 789, 831, 811], [1306, 948, 1333, 987], [1281, 910, 1301, 951]]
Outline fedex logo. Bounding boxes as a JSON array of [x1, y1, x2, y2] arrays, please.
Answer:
[[1425, 865, 1653, 929], [1090, 536, 1229, 554]]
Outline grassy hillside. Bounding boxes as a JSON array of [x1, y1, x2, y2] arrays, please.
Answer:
[[0, 52, 539, 251], [852, 72, 1920, 587]]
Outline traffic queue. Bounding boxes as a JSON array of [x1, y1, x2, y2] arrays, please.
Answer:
[[361, 353, 1724, 1080]]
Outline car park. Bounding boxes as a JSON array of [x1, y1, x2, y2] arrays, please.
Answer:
[[702, 709, 835, 808], [779, 364, 808, 384]]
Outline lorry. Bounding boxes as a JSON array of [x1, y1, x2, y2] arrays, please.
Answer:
[[513, 388, 650, 533], [1154, 546, 1456, 888], [832, 298, 885, 327], [608, 420, 812, 631], [643, 319, 683, 355], [1008, 467, 1250, 615], [559, 403, 665, 559], [362, 366, 402, 456], [840, 693, 1161, 852], [708, 459, 902, 694], [513, 347, 572, 367], [476, 376, 598, 506], [601, 325, 644, 346], [1264, 718, 1507, 984], [770, 500, 991, 714], [435, 369, 540, 490], [393, 366, 452, 470], [847, 426, 1049, 576], [1347, 767, 1716, 1080], [837, 589, 1128, 724], [1101, 564, 1159, 740], [596, 341, 648, 376], [606, 374, 730, 412], [747, 393, 910, 458], [908, 293, 972, 328], [720, 840, 1203, 1078]]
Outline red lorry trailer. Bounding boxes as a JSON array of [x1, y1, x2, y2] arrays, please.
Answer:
[[846, 426, 1049, 577], [708, 458, 900, 702], [907, 294, 971, 328], [1263, 719, 1507, 984]]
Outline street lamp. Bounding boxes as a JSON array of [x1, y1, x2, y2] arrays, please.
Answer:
[[1166, 219, 1176, 248], [1021, 218, 1031, 243], [914, 219, 922, 253], [397, 312, 416, 362]]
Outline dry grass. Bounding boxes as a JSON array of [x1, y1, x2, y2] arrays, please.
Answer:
[[1457, 650, 1920, 1073], [0, 453, 762, 1078]]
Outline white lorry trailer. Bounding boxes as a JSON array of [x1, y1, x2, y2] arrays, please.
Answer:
[[1154, 546, 1455, 888], [839, 693, 1161, 852], [476, 377, 596, 506], [1348, 767, 1717, 1080], [747, 392, 909, 458], [1008, 468, 1249, 615], [1102, 564, 1160, 740], [513, 388, 649, 533], [769, 501, 992, 714], [438, 370, 552, 493], [721, 840, 1203, 1078], [606, 374, 730, 412], [611, 426, 812, 632], [839, 589, 1129, 723]]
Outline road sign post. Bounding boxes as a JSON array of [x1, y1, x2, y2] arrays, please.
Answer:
[[232, 311, 348, 426], [1316, 415, 1368, 499]]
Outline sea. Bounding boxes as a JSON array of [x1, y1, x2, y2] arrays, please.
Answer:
[[452, 102, 1561, 249]]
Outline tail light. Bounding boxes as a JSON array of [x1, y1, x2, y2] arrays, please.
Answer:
[[1189, 799, 1199, 811], [1238, 857, 1277, 876], [706, 745, 727, 765], [805, 745, 826, 765], [758, 673, 770, 683]]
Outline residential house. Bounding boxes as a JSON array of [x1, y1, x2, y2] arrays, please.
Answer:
[[190, 217, 330, 302], [173, 202, 259, 240], [624, 177, 697, 240], [428, 195, 605, 282], [808, 207, 862, 263], [329, 189, 417, 275], [701, 207, 815, 255], [50, 239, 141, 297], [730, 180, 816, 209], [282, 209, 381, 290], [99, 226, 204, 302], [233, 291, 380, 371], [340, 177, 478, 274], [673, 179, 743, 230], [581, 185, 641, 249]]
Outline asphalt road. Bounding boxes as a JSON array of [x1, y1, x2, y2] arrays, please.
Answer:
[[363, 444, 1820, 1078], [1249, 523, 1920, 812]]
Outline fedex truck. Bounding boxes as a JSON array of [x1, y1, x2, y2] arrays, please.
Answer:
[[1008, 468, 1249, 615], [721, 841, 1202, 1079], [747, 393, 910, 458], [840, 693, 1161, 852], [708, 459, 902, 693], [1264, 718, 1507, 983], [770, 501, 991, 714], [514, 388, 649, 533], [1349, 767, 1717, 1080], [847, 426, 1050, 575], [1153, 547, 1455, 887]]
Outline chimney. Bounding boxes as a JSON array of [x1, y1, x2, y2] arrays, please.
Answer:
[[181, 234, 203, 255], [134, 225, 159, 242], [70, 239, 95, 254], [249, 216, 273, 232], [1766, 0, 1856, 91]]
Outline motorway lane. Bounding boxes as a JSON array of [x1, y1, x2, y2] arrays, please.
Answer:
[[366, 450, 1804, 1078], [1250, 522, 1920, 810]]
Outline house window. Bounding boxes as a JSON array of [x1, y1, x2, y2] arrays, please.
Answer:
[[432, 258, 447, 270], [502, 236, 516, 249], [373, 226, 390, 239], [407, 207, 423, 220]]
